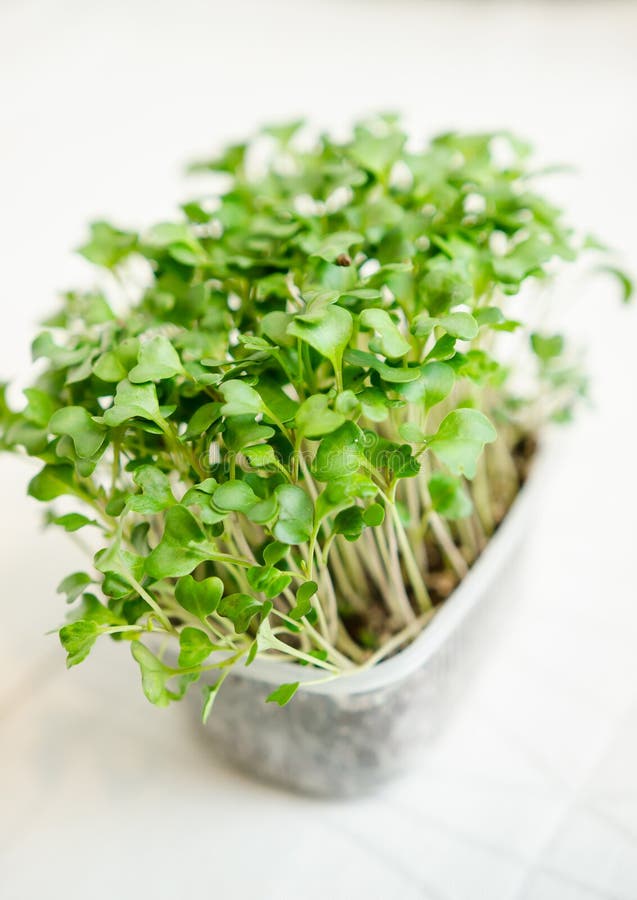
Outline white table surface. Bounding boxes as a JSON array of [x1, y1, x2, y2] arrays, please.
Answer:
[[1, 2, 637, 898]]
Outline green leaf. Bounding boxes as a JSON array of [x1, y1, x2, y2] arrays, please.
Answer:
[[175, 574, 224, 619], [101, 571, 135, 600], [450, 350, 502, 385], [23, 388, 57, 427], [410, 314, 437, 337], [145, 505, 208, 579], [247, 565, 292, 599], [130, 641, 172, 706], [57, 571, 92, 603], [74, 592, 124, 626], [349, 127, 405, 176], [129, 465, 175, 514], [363, 433, 420, 479], [295, 395, 345, 439], [288, 305, 353, 376], [437, 312, 478, 340], [475, 307, 505, 327], [428, 473, 473, 519], [243, 444, 276, 468], [31, 332, 89, 368], [301, 289, 340, 316], [312, 421, 366, 481], [213, 480, 259, 513], [94, 541, 144, 589], [263, 119, 305, 144], [333, 505, 365, 541], [145, 222, 206, 266], [28, 464, 76, 501], [59, 620, 99, 668], [78, 221, 137, 268], [426, 334, 457, 362], [102, 380, 161, 426], [530, 332, 564, 361], [184, 402, 221, 438], [263, 541, 289, 566], [421, 261, 472, 314], [245, 494, 279, 525], [427, 409, 496, 479], [266, 681, 300, 706], [398, 422, 425, 443], [178, 627, 215, 668], [334, 389, 360, 416], [181, 477, 218, 517], [261, 311, 295, 347], [92, 351, 127, 383], [396, 362, 455, 408], [50, 512, 99, 532], [218, 592, 264, 633], [289, 580, 318, 620], [597, 265, 633, 303], [274, 484, 313, 544], [344, 348, 421, 383], [115, 338, 141, 369], [129, 336, 185, 383], [316, 474, 378, 521], [223, 416, 274, 453], [308, 231, 363, 263], [362, 502, 385, 527], [360, 308, 411, 358], [358, 387, 393, 423], [49, 406, 107, 458], [219, 380, 263, 417]]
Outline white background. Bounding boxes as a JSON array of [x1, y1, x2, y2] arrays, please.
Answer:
[[1, 2, 636, 898]]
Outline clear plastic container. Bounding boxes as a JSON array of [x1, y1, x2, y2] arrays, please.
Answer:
[[196, 464, 541, 797]]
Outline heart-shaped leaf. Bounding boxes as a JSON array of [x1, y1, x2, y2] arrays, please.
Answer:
[[103, 380, 161, 426], [218, 593, 265, 633], [289, 580, 318, 620], [175, 574, 224, 619], [212, 480, 259, 513], [288, 305, 353, 379], [307, 231, 363, 263], [274, 484, 313, 544], [128, 465, 175, 514], [428, 472, 473, 519], [360, 308, 411, 359], [130, 642, 172, 706], [427, 409, 496, 479], [295, 395, 345, 440], [145, 506, 209, 579], [178, 627, 215, 668], [59, 620, 100, 668], [129, 336, 185, 383], [49, 406, 107, 458], [312, 421, 367, 481], [219, 380, 263, 417], [247, 565, 292, 599]]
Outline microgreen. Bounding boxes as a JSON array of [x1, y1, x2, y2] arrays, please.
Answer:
[[1, 116, 630, 719]]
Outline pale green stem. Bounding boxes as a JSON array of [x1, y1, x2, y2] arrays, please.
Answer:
[[382, 491, 432, 612], [377, 514, 415, 625], [126, 574, 175, 633], [363, 609, 436, 667]]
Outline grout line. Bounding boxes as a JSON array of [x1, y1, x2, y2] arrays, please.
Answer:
[[509, 692, 637, 900], [321, 814, 451, 900]]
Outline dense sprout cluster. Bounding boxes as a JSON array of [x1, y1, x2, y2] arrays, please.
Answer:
[[0, 116, 622, 714]]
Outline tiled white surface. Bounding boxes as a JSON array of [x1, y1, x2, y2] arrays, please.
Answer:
[[1, 2, 637, 898]]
